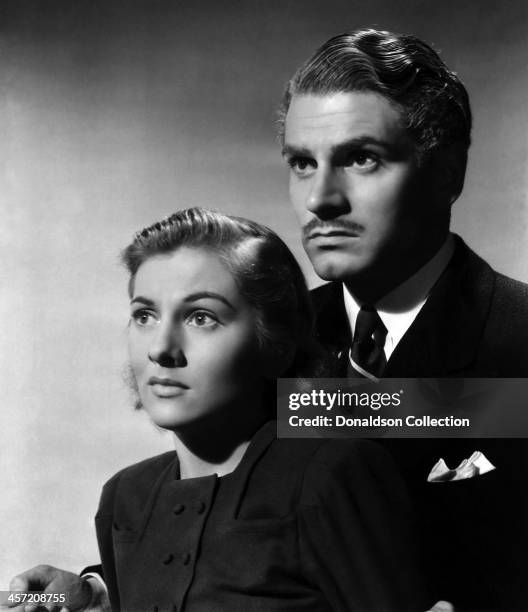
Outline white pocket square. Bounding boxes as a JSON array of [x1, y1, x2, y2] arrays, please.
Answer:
[[427, 451, 495, 483]]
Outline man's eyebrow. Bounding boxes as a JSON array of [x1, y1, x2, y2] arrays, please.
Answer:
[[130, 296, 155, 306], [282, 136, 390, 159], [330, 136, 390, 155], [183, 291, 235, 310], [282, 144, 312, 158]]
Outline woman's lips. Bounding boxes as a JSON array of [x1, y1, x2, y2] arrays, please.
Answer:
[[148, 377, 189, 397]]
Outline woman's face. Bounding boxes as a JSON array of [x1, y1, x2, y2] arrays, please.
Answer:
[[128, 247, 265, 431]]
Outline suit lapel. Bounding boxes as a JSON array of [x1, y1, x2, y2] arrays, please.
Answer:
[[311, 238, 497, 377], [385, 238, 496, 376]]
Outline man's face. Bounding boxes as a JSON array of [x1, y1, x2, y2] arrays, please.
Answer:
[[283, 91, 442, 290]]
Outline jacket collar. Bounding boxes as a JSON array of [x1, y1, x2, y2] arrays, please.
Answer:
[[312, 237, 496, 376], [386, 237, 495, 376]]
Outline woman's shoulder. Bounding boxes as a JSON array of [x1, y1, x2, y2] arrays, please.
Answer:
[[300, 437, 392, 471], [253, 425, 396, 481], [272, 438, 407, 508], [105, 450, 176, 484], [99, 451, 177, 506], [273, 436, 391, 472]]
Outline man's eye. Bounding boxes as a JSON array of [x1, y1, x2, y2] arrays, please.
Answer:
[[287, 157, 316, 177], [131, 310, 157, 327], [187, 311, 218, 328], [346, 153, 379, 172]]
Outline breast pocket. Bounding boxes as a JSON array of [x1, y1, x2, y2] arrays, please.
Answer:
[[425, 468, 500, 520]]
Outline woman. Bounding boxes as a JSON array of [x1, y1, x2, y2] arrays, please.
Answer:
[[9, 208, 426, 612]]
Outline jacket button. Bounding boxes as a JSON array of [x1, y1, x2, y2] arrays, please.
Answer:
[[162, 553, 174, 565], [182, 552, 191, 565], [172, 503, 185, 515], [196, 501, 206, 515]]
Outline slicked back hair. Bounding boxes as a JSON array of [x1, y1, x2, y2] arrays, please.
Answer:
[[279, 29, 472, 164]]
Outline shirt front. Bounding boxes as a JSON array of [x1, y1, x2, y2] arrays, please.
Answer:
[[343, 234, 456, 361]]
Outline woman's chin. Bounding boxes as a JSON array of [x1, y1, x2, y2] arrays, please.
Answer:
[[144, 401, 197, 431]]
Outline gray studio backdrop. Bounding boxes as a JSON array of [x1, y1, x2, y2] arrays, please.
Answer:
[[1, 0, 527, 585]]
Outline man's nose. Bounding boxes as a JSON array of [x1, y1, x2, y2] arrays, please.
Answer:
[[148, 324, 186, 368], [306, 168, 349, 218]]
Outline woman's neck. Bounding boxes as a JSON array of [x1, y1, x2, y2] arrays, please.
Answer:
[[173, 436, 252, 479], [172, 405, 269, 480]]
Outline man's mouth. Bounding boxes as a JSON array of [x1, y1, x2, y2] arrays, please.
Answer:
[[308, 228, 360, 239], [303, 219, 364, 241]]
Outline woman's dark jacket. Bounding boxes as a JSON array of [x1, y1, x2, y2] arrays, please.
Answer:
[[95, 421, 426, 612]]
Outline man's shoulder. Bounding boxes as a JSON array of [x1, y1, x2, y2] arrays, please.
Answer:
[[431, 236, 528, 320], [455, 237, 528, 291], [485, 271, 528, 350], [462, 239, 528, 321], [449, 240, 528, 373], [493, 271, 528, 305]]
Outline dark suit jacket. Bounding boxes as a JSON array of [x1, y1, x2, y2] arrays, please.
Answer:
[[312, 237, 528, 611], [94, 422, 426, 612]]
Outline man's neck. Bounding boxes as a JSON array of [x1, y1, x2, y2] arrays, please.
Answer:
[[344, 234, 450, 303], [343, 235, 456, 360]]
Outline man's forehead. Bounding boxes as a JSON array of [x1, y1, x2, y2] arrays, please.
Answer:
[[284, 91, 405, 145]]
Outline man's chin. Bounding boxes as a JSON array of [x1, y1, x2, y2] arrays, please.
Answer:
[[309, 252, 364, 282]]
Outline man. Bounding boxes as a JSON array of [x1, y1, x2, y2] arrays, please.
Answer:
[[280, 29, 528, 610], [280, 28, 528, 379]]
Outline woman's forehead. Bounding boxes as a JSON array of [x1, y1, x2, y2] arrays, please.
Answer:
[[132, 247, 241, 302]]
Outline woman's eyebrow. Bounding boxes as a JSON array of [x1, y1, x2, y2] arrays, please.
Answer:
[[184, 291, 235, 310]]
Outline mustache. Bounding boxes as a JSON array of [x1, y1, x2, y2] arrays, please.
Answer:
[[302, 218, 364, 239]]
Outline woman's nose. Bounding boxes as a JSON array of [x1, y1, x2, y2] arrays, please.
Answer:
[[148, 325, 186, 368]]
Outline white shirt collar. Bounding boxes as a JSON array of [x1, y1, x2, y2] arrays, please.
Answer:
[[343, 234, 456, 360]]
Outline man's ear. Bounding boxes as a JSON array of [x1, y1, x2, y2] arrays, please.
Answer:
[[429, 144, 467, 207]]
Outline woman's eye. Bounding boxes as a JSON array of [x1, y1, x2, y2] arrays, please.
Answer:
[[132, 310, 157, 327], [187, 311, 218, 328]]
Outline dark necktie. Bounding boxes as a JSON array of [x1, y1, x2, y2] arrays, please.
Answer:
[[348, 304, 388, 380]]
